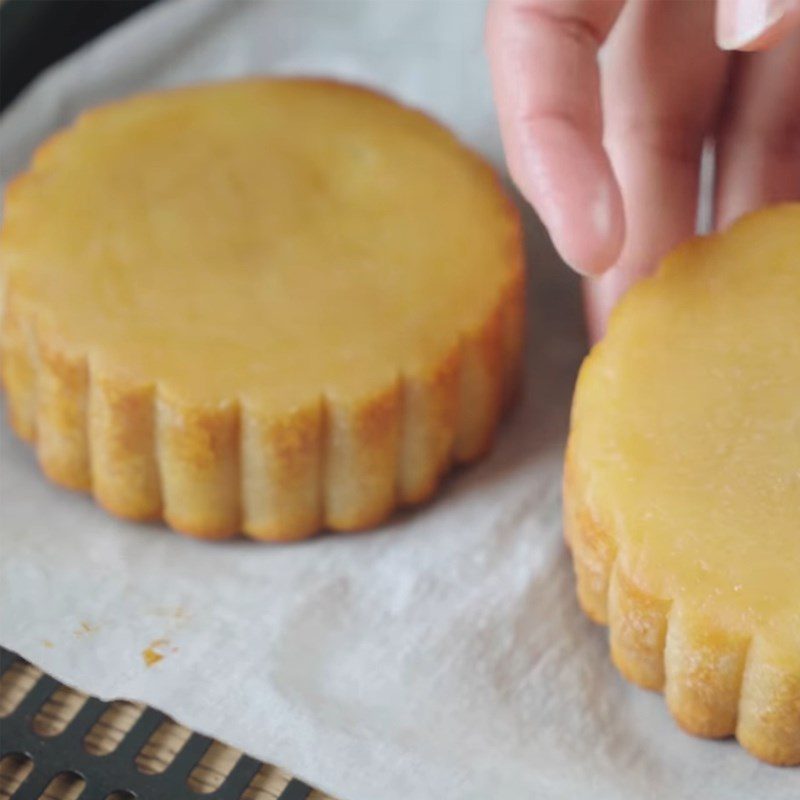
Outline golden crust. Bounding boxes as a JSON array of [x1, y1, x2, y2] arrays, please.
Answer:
[[0, 80, 525, 540], [2, 277, 523, 541], [564, 451, 800, 766]]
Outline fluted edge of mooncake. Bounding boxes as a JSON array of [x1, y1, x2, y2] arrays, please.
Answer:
[[563, 449, 800, 766], [1, 243, 524, 542]]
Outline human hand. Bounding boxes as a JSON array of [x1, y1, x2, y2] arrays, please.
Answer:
[[486, 0, 800, 340]]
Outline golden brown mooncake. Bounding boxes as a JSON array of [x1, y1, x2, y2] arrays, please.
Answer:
[[1, 79, 524, 541], [565, 204, 800, 765]]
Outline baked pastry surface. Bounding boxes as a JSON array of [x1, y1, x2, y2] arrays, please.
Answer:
[[565, 204, 800, 765], [1, 79, 524, 540]]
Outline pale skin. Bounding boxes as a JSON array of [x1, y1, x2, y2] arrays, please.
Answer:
[[486, 0, 800, 340]]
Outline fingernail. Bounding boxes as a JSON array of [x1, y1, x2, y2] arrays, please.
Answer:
[[716, 0, 787, 49]]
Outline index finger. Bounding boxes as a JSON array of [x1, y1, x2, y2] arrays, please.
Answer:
[[486, 0, 625, 274]]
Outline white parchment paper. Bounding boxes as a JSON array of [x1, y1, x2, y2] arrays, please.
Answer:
[[1, 2, 796, 798]]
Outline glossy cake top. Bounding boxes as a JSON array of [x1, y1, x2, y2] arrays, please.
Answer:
[[2, 79, 520, 409], [571, 204, 800, 652]]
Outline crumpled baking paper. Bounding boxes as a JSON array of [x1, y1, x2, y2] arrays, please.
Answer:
[[0, 1, 795, 798]]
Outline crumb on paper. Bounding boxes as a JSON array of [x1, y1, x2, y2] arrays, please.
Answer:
[[42, 639, 54, 649], [74, 621, 98, 637], [142, 648, 164, 667], [142, 638, 170, 667]]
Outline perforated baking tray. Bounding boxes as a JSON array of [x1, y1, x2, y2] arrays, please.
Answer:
[[0, 648, 333, 800]]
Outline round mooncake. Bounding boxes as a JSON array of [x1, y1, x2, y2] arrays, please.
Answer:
[[565, 205, 800, 764], [1, 79, 524, 540]]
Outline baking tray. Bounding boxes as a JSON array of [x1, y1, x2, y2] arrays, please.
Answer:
[[0, 0, 157, 111], [0, 648, 333, 800]]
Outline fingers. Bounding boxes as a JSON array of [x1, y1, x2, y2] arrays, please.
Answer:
[[485, 0, 625, 274], [714, 27, 800, 229], [583, 0, 730, 341], [716, 0, 800, 51]]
